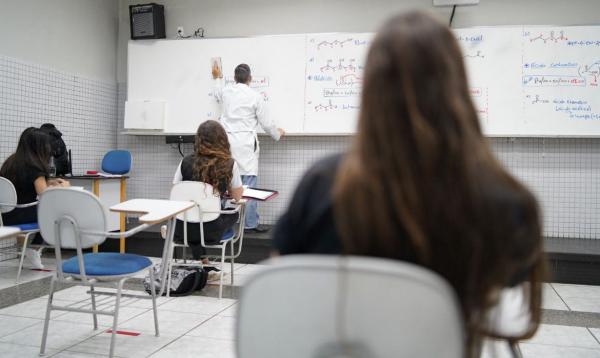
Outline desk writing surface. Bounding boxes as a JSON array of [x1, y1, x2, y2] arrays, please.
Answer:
[[62, 175, 130, 180], [0, 227, 20, 240], [110, 199, 194, 224]]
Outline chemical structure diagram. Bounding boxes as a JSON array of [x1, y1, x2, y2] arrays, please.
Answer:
[[259, 91, 269, 102], [578, 61, 600, 86], [315, 38, 354, 50], [320, 58, 358, 73], [313, 99, 337, 112], [336, 74, 362, 87], [528, 30, 568, 44], [525, 94, 550, 105], [464, 50, 485, 59]]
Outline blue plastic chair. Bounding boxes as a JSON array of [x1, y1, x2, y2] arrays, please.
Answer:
[[101, 150, 132, 175], [0, 177, 44, 283], [37, 188, 159, 357]]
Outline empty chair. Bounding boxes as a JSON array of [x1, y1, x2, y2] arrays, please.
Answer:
[[166, 181, 246, 299], [237, 255, 464, 358], [37, 188, 159, 358], [101, 150, 132, 175], [0, 176, 45, 283]]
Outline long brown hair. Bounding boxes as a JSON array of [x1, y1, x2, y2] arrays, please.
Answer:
[[332, 12, 544, 355], [193, 120, 234, 195], [1, 127, 51, 182]]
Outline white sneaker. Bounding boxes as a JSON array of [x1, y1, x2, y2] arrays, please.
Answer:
[[24, 248, 44, 269], [160, 225, 167, 239]]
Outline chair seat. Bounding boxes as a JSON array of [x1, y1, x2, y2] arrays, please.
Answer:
[[220, 229, 235, 242], [62, 253, 152, 276], [8, 223, 39, 232]]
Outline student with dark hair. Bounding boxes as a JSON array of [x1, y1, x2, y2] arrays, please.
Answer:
[[172, 120, 243, 262], [212, 63, 285, 233], [272, 11, 545, 356], [0, 127, 70, 268]]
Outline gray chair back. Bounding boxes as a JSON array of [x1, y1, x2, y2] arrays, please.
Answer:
[[0, 177, 18, 214], [237, 255, 464, 358], [38, 188, 108, 249], [170, 181, 221, 223]]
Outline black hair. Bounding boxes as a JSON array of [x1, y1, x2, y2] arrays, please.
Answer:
[[234, 64, 251, 84], [0, 127, 52, 182]]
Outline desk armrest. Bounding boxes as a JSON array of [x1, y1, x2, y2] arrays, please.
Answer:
[[0, 201, 38, 209], [81, 223, 150, 239]]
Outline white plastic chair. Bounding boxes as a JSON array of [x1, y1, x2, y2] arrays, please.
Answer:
[[0, 176, 46, 283], [37, 188, 159, 358], [485, 284, 535, 358], [165, 181, 246, 299], [237, 255, 464, 358]]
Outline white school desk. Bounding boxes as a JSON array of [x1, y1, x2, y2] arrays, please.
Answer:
[[0, 227, 20, 240], [0, 227, 21, 260], [110, 199, 195, 296], [65, 175, 128, 253]]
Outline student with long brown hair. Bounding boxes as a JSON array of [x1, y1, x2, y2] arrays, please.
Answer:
[[272, 11, 545, 355], [172, 120, 243, 261]]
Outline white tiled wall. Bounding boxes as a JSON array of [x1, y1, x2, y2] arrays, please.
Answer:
[[0, 55, 117, 260], [117, 83, 600, 239]]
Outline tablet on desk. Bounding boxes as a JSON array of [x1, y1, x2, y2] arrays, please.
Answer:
[[242, 186, 278, 201]]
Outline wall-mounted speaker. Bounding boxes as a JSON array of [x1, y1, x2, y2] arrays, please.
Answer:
[[129, 3, 166, 40]]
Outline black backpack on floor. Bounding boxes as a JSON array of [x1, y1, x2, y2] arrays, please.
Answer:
[[144, 265, 208, 297]]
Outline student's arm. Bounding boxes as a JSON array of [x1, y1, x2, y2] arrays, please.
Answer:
[[173, 161, 183, 184], [229, 162, 243, 202], [47, 178, 70, 187], [255, 97, 284, 140], [33, 177, 49, 195], [230, 186, 243, 202]]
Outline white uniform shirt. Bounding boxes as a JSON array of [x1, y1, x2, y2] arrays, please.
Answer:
[[173, 159, 243, 189], [213, 79, 281, 176]]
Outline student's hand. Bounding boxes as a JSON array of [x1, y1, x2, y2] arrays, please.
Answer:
[[50, 178, 70, 187], [278, 128, 286, 138], [211, 64, 222, 79]]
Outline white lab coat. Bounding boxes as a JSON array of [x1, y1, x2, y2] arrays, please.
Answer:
[[213, 79, 280, 176]]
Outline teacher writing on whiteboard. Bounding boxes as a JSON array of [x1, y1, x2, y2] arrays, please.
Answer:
[[212, 63, 285, 233]]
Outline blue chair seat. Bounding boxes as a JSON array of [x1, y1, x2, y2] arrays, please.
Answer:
[[9, 222, 39, 232], [220, 229, 235, 242], [63, 253, 152, 276]]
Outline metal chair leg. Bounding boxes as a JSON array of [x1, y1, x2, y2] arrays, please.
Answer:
[[90, 284, 98, 330], [230, 241, 235, 285], [109, 279, 126, 358], [16, 233, 31, 284], [149, 267, 160, 337], [508, 340, 522, 358], [40, 275, 56, 355], [219, 245, 226, 299], [166, 255, 173, 298]]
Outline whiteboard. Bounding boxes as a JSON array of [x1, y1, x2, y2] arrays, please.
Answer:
[[127, 26, 600, 136]]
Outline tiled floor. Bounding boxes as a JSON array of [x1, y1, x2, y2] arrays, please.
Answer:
[[2, 257, 600, 357]]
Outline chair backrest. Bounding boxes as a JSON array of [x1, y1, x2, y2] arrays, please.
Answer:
[[101, 150, 132, 174], [38, 188, 108, 249], [170, 181, 221, 223], [0, 177, 17, 214], [237, 255, 464, 358]]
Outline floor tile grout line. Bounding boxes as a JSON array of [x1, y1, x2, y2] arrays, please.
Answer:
[[587, 327, 600, 345], [145, 301, 238, 357], [0, 316, 44, 340], [550, 283, 572, 311]]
